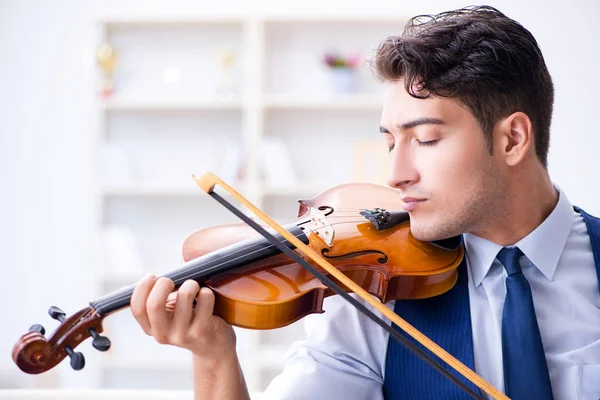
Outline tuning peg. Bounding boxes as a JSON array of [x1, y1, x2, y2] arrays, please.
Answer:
[[64, 345, 85, 370], [48, 306, 66, 322], [28, 324, 46, 336], [88, 328, 111, 352]]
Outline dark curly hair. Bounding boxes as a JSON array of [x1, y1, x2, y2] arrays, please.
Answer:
[[374, 5, 554, 167]]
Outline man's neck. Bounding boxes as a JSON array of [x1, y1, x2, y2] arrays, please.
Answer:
[[470, 170, 559, 246]]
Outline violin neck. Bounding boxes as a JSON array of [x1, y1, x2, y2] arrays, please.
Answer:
[[89, 223, 308, 316]]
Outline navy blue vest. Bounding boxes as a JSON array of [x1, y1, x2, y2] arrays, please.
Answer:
[[383, 206, 600, 399]]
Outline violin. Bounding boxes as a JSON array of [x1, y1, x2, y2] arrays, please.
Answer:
[[179, 181, 463, 329], [12, 173, 507, 400]]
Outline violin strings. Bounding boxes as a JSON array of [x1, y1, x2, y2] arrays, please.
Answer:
[[94, 231, 307, 311], [94, 217, 374, 311], [94, 217, 377, 311], [304, 208, 403, 213], [94, 216, 384, 312]]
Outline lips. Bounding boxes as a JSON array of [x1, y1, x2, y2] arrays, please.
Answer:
[[401, 197, 427, 211], [401, 197, 427, 203]]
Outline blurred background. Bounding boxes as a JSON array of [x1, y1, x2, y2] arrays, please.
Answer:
[[1, 0, 598, 394]]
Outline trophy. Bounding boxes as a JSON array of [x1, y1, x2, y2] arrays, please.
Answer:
[[97, 43, 118, 98], [215, 47, 237, 101]]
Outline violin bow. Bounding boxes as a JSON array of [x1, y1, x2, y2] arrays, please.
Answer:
[[195, 172, 508, 400]]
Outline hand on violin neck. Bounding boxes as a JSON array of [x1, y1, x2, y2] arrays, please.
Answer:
[[130, 275, 237, 361]]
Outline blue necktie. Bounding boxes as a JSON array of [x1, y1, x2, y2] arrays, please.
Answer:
[[497, 247, 554, 400]]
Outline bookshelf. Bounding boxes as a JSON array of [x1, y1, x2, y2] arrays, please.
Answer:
[[92, 14, 405, 392]]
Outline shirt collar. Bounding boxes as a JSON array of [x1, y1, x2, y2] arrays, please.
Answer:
[[463, 185, 573, 288]]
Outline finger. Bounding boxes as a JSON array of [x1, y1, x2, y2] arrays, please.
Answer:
[[130, 274, 157, 335], [165, 292, 177, 312], [172, 280, 201, 331], [146, 277, 176, 343], [190, 287, 216, 330]]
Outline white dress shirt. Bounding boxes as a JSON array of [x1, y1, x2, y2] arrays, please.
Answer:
[[264, 187, 600, 399]]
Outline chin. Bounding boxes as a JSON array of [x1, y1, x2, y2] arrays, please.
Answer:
[[410, 227, 442, 242], [409, 220, 435, 241], [409, 218, 458, 242]]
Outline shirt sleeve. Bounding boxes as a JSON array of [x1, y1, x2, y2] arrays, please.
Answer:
[[262, 293, 395, 400]]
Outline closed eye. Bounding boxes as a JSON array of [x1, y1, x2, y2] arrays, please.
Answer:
[[417, 139, 439, 147]]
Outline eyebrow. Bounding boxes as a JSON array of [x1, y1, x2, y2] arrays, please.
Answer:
[[380, 117, 445, 133]]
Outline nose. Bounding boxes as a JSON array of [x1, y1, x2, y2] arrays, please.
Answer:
[[386, 146, 419, 189]]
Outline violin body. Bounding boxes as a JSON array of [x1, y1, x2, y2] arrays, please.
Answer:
[[182, 182, 464, 329]]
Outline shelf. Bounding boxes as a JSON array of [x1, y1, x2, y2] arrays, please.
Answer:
[[97, 354, 284, 373], [263, 15, 408, 24], [100, 98, 243, 111], [92, 14, 396, 392], [99, 15, 408, 27], [96, 347, 288, 370], [263, 94, 383, 110], [100, 96, 382, 111], [100, 182, 247, 197], [262, 182, 333, 197], [100, 16, 245, 28], [101, 184, 200, 196], [99, 358, 192, 370]]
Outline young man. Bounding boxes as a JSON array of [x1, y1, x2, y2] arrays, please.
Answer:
[[130, 6, 600, 400]]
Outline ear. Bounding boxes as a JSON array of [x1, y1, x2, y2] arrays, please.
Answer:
[[495, 112, 534, 166]]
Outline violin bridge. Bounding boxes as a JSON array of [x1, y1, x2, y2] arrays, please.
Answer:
[[304, 209, 334, 247]]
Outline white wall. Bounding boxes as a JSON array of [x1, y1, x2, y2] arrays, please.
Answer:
[[1, 0, 598, 389]]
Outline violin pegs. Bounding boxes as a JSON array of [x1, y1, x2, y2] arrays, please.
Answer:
[[88, 328, 111, 352], [28, 324, 45, 336], [48, 306, 66, 323], [64, 345, 85, 371]]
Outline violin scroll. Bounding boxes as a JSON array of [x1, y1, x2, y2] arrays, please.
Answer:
[[12, 306, 109, 374]]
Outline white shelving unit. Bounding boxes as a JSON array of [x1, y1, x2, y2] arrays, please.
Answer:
[[101, 98, 244, 111], [263, 93, 384, 110], [91, 14, 406, 392]]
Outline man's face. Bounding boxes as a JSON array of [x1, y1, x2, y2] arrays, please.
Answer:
[[380, 80, 507, 241]]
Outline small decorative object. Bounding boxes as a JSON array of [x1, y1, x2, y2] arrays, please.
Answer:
[[96, 43, 118, 98], [323, 51, 362, 94], [215, 47, 237, 101]]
